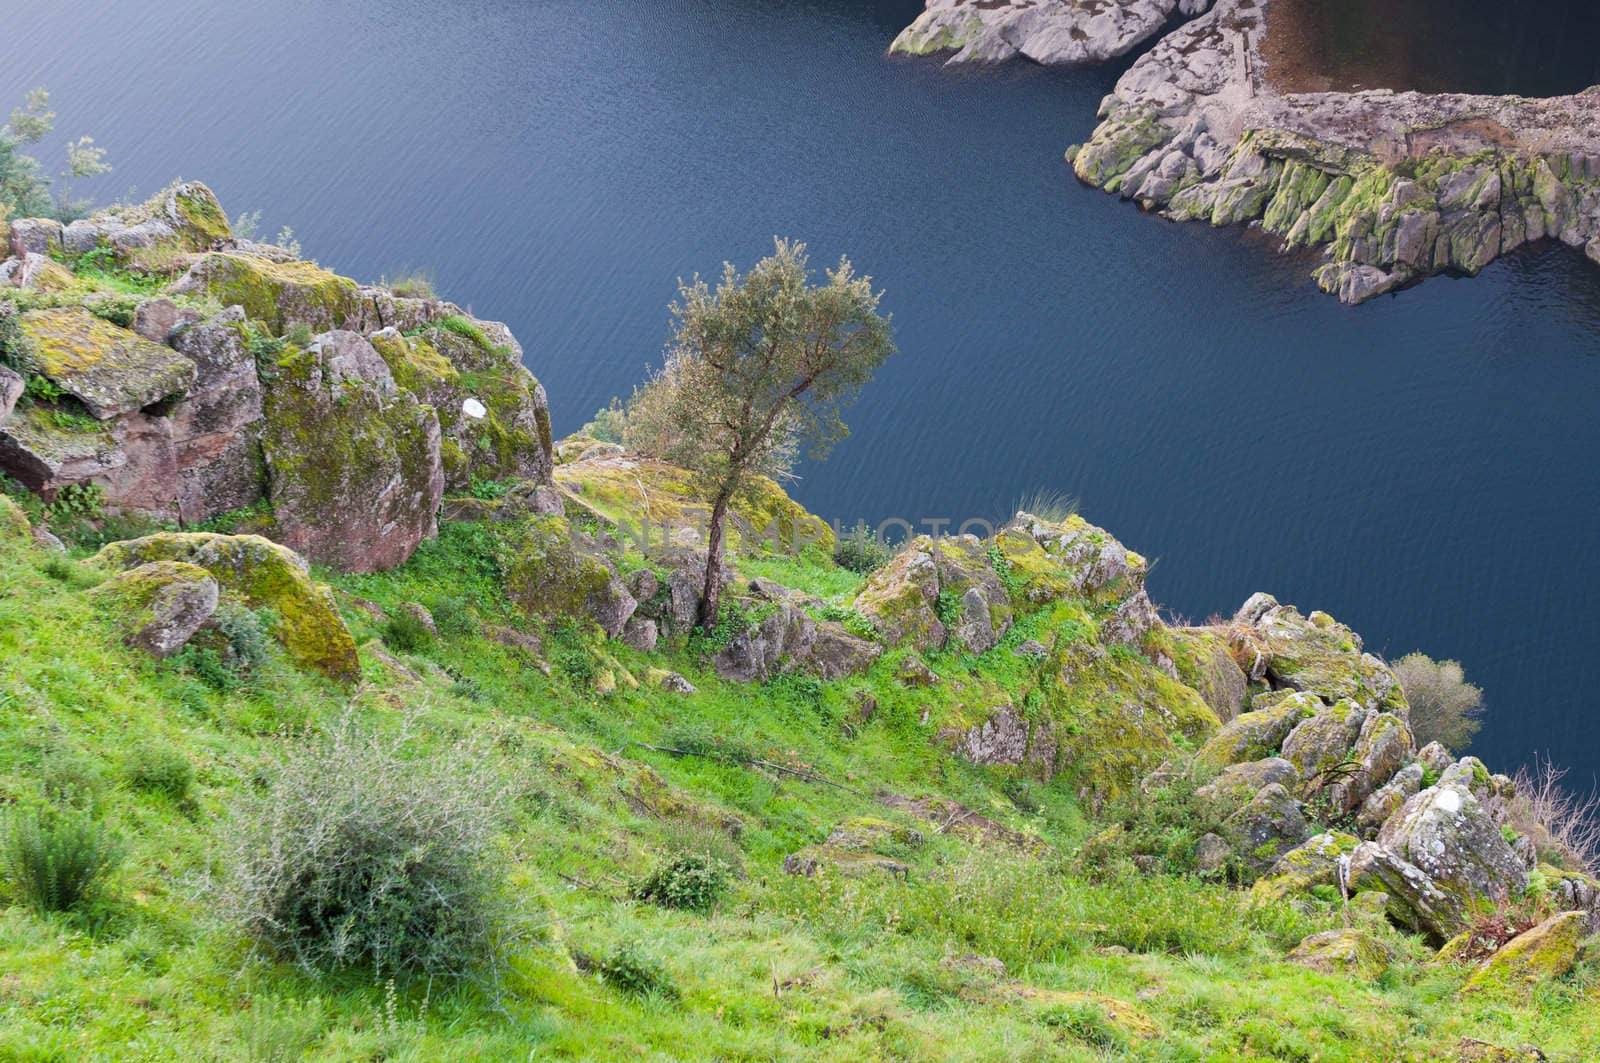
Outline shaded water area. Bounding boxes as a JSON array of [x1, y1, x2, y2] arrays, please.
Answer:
[[7, 0, 1600, 782], [1264, 0, 1600, 96]]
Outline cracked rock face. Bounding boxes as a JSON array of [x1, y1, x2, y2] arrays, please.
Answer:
[[891, 0, 1185, 66]]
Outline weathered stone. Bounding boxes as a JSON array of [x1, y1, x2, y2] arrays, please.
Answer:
[[1375, 759, 1529, 932], [621, 617, 658, 652], [892, 0, 1180, 67], [499, 514, 636, 638], [1195, 691, 1319, 768], [1224, 782, 1309, 872], [897, 654, 940, 688], [17, 308, 196, 419], [714, 602, 879, 683], [261, 330, 442, 572], [645, 667, 697, 694], [1348, 841, 1463, 940], [1170, 626, 1248, 722], [0, 253, 74, 291], [853, 538, 945, 652], [1287, 928, 1393, 980], [91, 533, 359, 681], [0, 365, 22, 424], [1322, 711, 1413, 815], [103, 181, 232, 271], [172, 252, 363, 335], [955, 705, 1032, 767], [1358, 762, 1425, 834], [1194, 756, 1300, 815], [1251, 831, 1360, 902], [1461, 910, 1588, 999], [1194, 832, 1232, 876], [783, 816, 921, 879], [91, 560, 219, 658], [131, 298, 203, 344], [1280, 699, 1368, 785]]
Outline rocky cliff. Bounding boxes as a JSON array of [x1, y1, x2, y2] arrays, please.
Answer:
[[897, 0, 1600, 303]]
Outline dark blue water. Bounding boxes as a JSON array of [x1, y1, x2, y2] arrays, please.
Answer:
[[8, 0, 1600, 784]]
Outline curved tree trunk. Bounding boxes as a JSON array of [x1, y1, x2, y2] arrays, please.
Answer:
[[696, 487, 734, 631]]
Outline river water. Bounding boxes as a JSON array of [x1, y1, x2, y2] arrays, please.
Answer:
[[7, 0, 1600, 782]]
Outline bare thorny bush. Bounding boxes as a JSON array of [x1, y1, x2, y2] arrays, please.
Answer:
[[1505, 753, 1600, 874], [211, 711, 514, 983]]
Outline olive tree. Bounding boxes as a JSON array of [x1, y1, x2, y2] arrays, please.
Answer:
[[625, 239, 894, 629]]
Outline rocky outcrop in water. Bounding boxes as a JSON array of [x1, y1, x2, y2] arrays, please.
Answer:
[[1068, 0, 1600, 302], [890, 0, 1199, 66]]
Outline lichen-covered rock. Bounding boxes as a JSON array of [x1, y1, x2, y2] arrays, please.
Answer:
[[261, 331, 442, 572], [1242, 597, 1406, 714], [892, 0, 1180, 66], [1287, 927, 1394, 980], [1322, 711, 1413, 815], [372, 321, 553, 492], [1224, 782, 1310, 872], [1461, 910, 1588, 999], [171, 252, 363, 335], [17, 308, 196, 419], [1169, 626, 1248, 722], [1375, 759, 1529, 929], [0, 252, 75, 291], [165, 307, 267, 524], [1358, 762, 1425, 834], [1251, 831, 1360, 902], [130, 297, 203, 344], [91, 533, 358, 681], [714, 601, 880, 683], [994, 511, 1150, 609], [0, 365, 22, 424], [100, 181, 232, 271], [930, 535, 1012, 653], [90, 559, 219, 657], [1194, 756, 1299, 817], [1348, 841, 1465, 941], [1195, 691, 1320, 768], [498, 515, 636, 637], [1281, 699, 1369, 785], [854, 537, 945, 651]]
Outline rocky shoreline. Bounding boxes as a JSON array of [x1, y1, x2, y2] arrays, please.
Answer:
[[899, 0, 1600, 302]]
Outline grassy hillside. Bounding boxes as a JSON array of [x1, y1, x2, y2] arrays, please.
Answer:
[[0, 495, 1594, 1062]]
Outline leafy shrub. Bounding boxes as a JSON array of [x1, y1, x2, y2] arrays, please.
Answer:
[[1393, 652, 1483, 750], [833, 524, 893, 574], [4, 806, 124, 912], [382, 609, 435, 653], [386, 273, 436, 300], [213, 716, 508, 979], [468, 476, 508, 500], [427, 595, 478, 638], [632, 851, 730, 913], [0, 303, 30, 369], [591, 940, 677, 999], [122, 742, 194, 801], [580, 398, 628, 444]]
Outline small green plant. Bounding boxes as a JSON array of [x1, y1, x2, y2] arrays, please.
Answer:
[[1037, 1000, 1127, 1052], [426, 595, 478, 638], [632, 851, 730, 913], [386, 273, 436, 300], [934, 588, 962, 626], [592, 940, 677, 999], [833, 524, 893, 574], [23, 372, 64, 403], [468, 476, 508, 501], [283, 323, 315, 349], [435, 315, 491, 348], [42, 482, 104, 527], [122, 742, 194, 801], [383, 609, 436, 653], [4, 806, 124, 913]]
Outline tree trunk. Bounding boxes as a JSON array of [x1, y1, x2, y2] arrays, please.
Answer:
[[696, 486, 734, 631]]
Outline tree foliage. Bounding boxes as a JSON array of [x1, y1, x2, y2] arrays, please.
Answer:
[[1393, 652, 1484, 751], [0, 88, 112, 223], [624, 238, 894, 627]]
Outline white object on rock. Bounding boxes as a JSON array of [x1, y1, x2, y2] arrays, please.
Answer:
[[462, 397, 488, 420]]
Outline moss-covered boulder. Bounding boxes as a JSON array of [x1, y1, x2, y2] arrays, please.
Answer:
[[498, 514, 636, 637], [1235, 595, 1407, 715], [1358, 762, 1426, 834], [1195, 691, 1320, 769], [383, 319, 554, 491], [854, 537, 945, 651], [91, 533, 358, 681], [1461, 910, 1588, 999], [17, 308, 196, 419], [713, 601, 879, 683], [1224, 782, 1311, 873], [1374, 759, 1529, 931], [1194, 756, 1300, 818], [90, 559, 219, 658], [261, 331, 442, 572], [172, 252, 363, 335], [1323, 711, 1413, 815], [1013, 989, 1160, 1041], [1169, 626, 1249, 722], [1280, 699, 1370, 786], [1287, 927, 1394, 980], [1251, 831, 1361, 902], [100, 181, 231, 271]]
